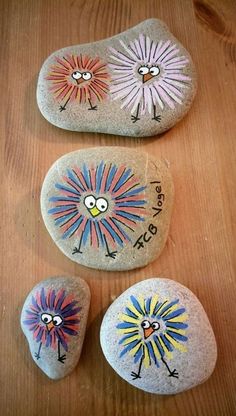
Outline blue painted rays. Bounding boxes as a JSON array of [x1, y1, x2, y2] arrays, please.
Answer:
[[23, 287, 81, 364], [117, 295, 188, 380], [48, 162, 147, 259]]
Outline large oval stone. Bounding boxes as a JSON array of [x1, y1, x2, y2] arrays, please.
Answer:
[[37, 19, 197, 137], [21, 276, 90, 379], [40, 147, 174, 271], [100, 278, 217, 394]]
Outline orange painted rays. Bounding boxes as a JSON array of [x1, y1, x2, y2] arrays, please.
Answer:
[[46, 54, 110, 112]]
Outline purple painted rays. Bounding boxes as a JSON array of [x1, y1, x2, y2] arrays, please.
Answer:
[[23, 288, 81, 352], [47, 162, 147, 258], [109, 34, 191, 118]]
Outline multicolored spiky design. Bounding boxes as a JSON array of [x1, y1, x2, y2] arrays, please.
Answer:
[[117, 295, 188, 379], [23, 288, 81, 363], [46, 54, 109, 111], [109, 34, 191, 123], [48, 162, 147, 259]]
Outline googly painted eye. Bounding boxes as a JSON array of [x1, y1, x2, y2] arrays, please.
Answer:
[[72, 71, 82, 80], [53, 315, 63, 326], [138, 66, 149, 75], [151, 321, 160, 330], [149, 66, 160, 76], [84, 195, 96, 209], [82, 72, 92, 80], [41, 313, 52, 324], [141, 320, 151, 329], [96, 198, 108, 213]]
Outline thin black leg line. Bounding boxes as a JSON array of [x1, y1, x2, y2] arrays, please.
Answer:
[[58, 340, 60, 359], [72, 230, 83, 255], [88, 98, 97, 110], [161, 356, 171, 373], [60, 96, 70, 111], [103, 234, 110, 255], [137, 355, 143, 377], [35, 341, 42, 359], [136, 103, 140, 119]]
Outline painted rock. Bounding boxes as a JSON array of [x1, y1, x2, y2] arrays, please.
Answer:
[[21, 276, 90, 379], [40, 147, 174, 271], [100, 278, 217, 394], [37, 19, 197, 137]]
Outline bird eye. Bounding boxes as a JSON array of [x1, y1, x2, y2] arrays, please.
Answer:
[[53, 315, 63, 326], [96, 198, 108, 213], [72, 71, 82, 80], [151, 321, 160, 330], [141, 320, 151, 329], [41, 313, 52, 324], [82, 72, 92, 80], [84, 195, 96, 208], [149, 66, 160, 76], [138, 66, 149, 75]]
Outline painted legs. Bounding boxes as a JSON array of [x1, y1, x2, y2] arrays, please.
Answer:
[[131, 355, 179, 380], [131, 104, 161, 123], [57, 341, 66, 364]]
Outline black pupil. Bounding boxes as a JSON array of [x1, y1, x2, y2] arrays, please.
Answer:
[[44, 317, 48, 322], [90, 202, 93, 206], [101, 205, 104, 209]]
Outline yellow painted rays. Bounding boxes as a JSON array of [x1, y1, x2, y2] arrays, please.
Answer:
[[117, 294, 188, 380]]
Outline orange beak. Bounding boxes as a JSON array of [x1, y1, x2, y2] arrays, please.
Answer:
[[46, 321, 54, 332], [143, 326, 155, 339], [75, 78, 85, 85], [143, 73, 154, 84]]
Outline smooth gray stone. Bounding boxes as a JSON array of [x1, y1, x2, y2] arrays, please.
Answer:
[[37, 19, 197, 137], [21, 276, 90, 379], [40, 147, 174, 271], [100, 278, 217, 394]]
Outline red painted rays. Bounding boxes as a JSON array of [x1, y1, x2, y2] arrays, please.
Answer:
[[46, 54, 110, 111]]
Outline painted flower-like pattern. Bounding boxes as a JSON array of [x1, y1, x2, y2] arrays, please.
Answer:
[[117, 295, 188, 379], [109, 34, 191, 122], [46, 54, 110, 111], [23, 288, 81, 363], [48, 162, 147, 259]]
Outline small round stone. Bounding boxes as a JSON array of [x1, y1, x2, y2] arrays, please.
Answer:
[[21, 276, 90, 380], [100, 278, 217, 394], [40, 147, 174, 271], [37, 18, 197, 137]]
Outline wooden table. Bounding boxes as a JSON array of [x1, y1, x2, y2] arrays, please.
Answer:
[[1, 1, 235, 415]]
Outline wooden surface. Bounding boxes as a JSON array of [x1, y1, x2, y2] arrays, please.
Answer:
[[1, 1, 236, 415]]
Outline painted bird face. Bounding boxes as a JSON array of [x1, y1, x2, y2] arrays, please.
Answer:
[[138, 65, 160, 84], [71, 70, 92, 85], [84, 195, 109, 218], [141, 319, 160, 339], [41, 312, 63, 332]]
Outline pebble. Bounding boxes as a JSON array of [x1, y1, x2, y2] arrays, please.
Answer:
[[37, 18, 197, 137], [40, 147, 174, 271], [21, 276, 90, 379], [100, 278, 217, 394]]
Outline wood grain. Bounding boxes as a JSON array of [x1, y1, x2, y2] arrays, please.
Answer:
[[0, 1, 236, 415]]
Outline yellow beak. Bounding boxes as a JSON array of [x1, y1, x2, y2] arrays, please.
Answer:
[[46, 321, 54, 332], [143, 326, 155, 339], [143, 73, 154, 83], [89, 206, 101, 217]]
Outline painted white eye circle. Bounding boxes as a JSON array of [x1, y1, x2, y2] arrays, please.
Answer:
[[53, 315, 63, 326], [138, 66, 149, 75], [149, 66, 160, 76], [41, 313, 52, 324], [141, 320, 151, 329], [96, 198, 108, 213], [82, 72, 92, 80], [84, 195, 96, 209], [151, 322, 160, 330], [72, 71, 82, 80]]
